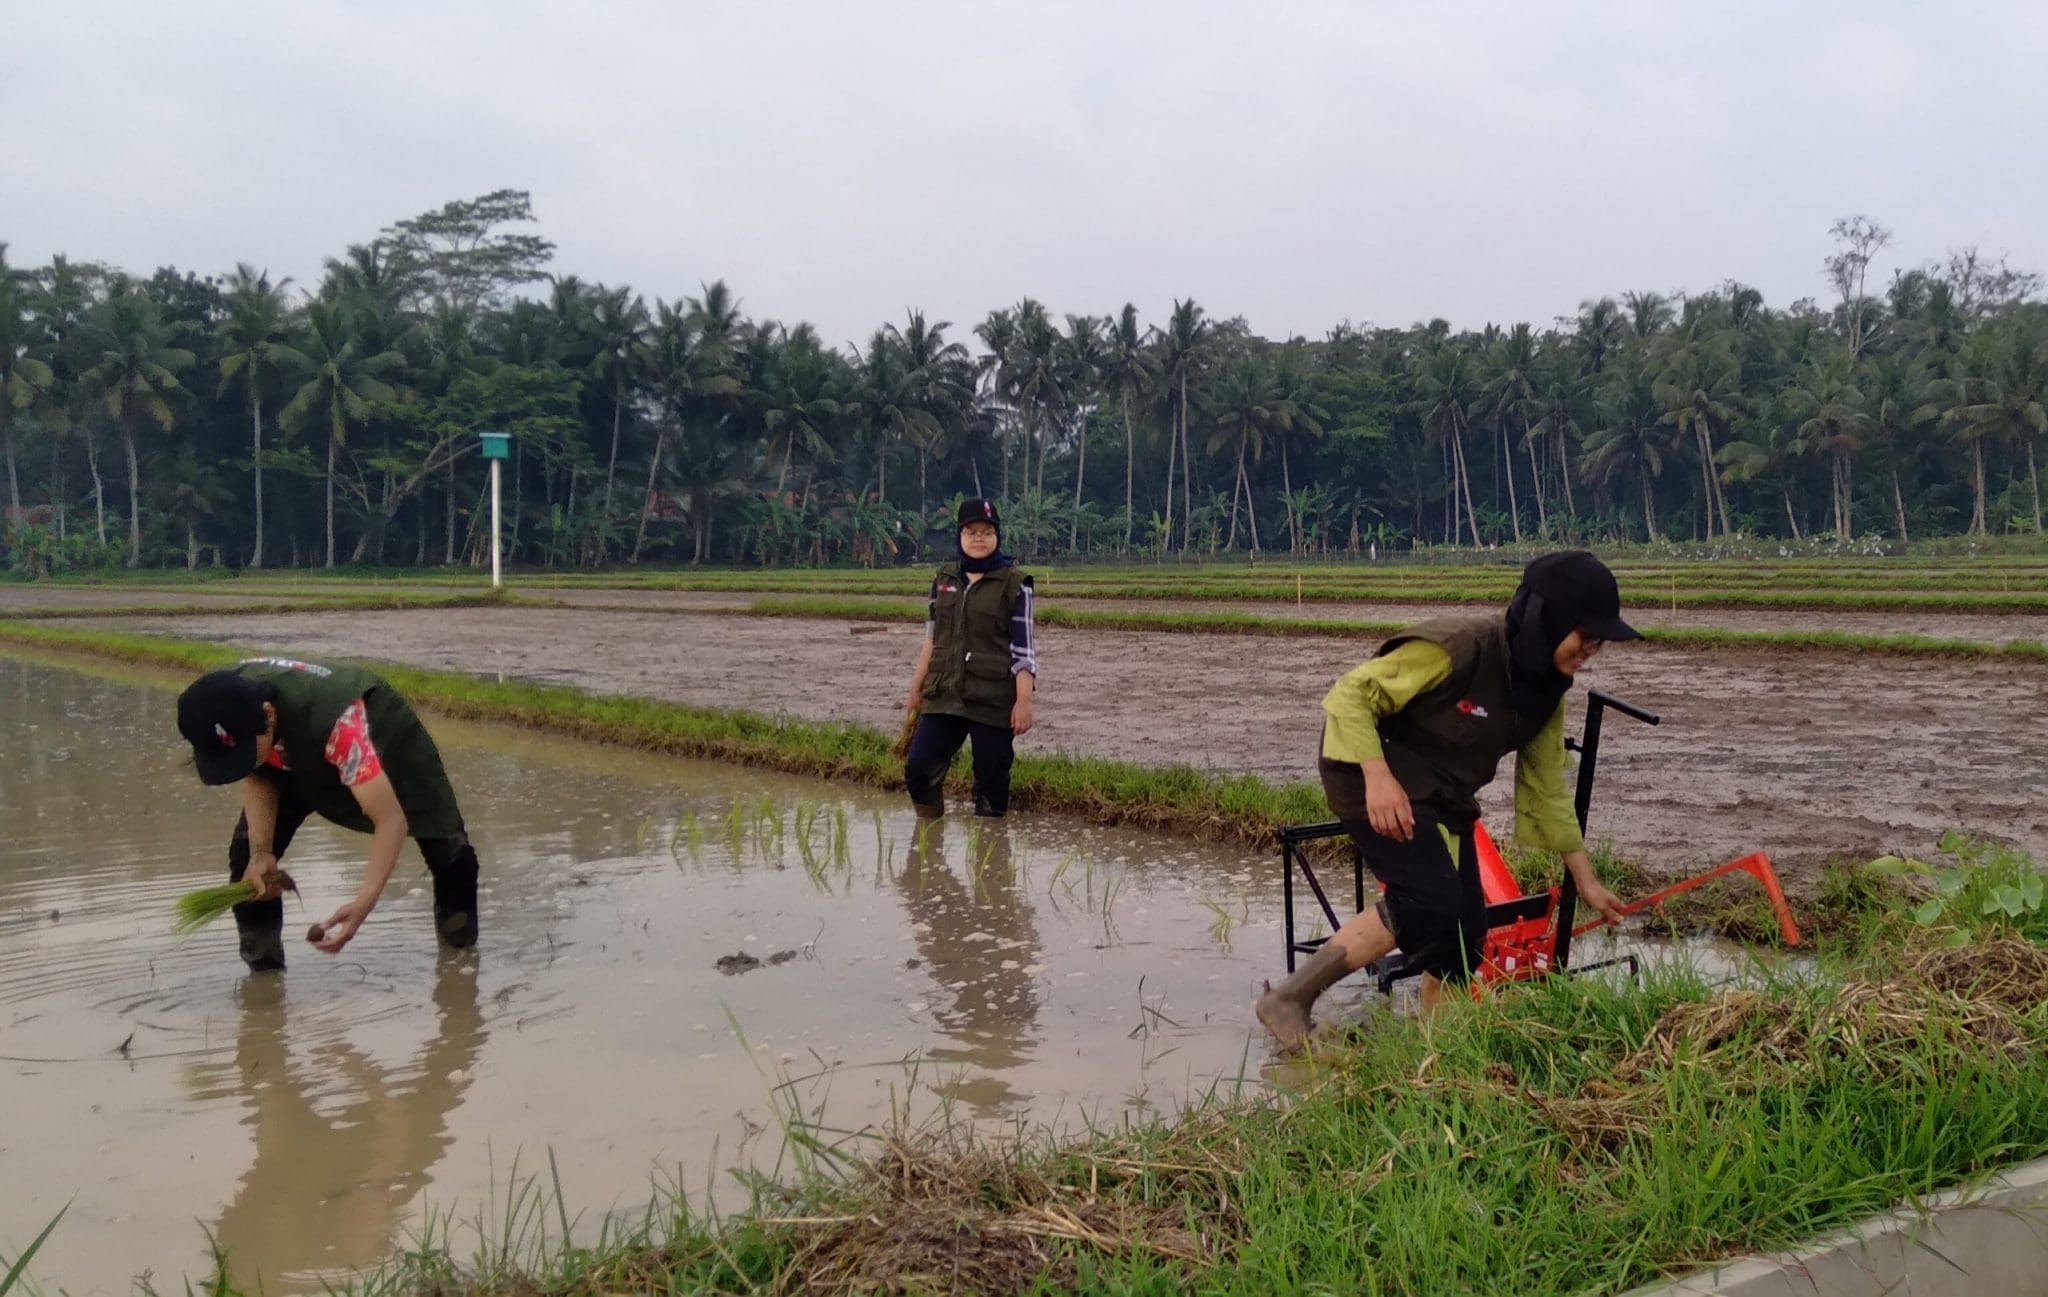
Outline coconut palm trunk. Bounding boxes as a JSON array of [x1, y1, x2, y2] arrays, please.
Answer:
[[1500, 422, 1522, 542], [1891, 469, 1910, 543], [249, 394, 265, 568], [325, 419, 339, 568], [631, 426, 666, 562], [1122, 395, 1136, 553], [121, 418, 143, 567], [1069, 411, 1087, 552]]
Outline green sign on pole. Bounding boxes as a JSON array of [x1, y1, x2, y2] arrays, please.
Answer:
[[479, 431, 511, 460]]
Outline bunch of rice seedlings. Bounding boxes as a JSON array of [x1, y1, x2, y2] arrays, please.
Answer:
[[172, 871, 297, 934]]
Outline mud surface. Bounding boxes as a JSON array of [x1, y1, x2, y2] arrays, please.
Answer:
[[535, 588, 2048, 644], [60, 604, 2048, 879]]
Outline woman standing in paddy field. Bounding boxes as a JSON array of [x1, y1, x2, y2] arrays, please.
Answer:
[[900, 498, 1038, 819], [1257, 551, 1637, 1047]]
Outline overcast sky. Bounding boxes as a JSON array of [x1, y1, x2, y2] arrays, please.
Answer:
[[7, 2, 2045, 347]]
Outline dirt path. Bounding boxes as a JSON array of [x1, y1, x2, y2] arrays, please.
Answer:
[[61, 605, 2048, 885]]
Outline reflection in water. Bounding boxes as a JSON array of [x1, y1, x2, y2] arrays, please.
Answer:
[[184, 955, 486, 1286], [893, 820, 1044, 1115]]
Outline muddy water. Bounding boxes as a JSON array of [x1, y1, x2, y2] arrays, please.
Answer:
[[0, 656, 1290, 1295]]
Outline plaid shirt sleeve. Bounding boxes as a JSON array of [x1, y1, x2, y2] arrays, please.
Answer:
[[1009, 578, 1037, 677]]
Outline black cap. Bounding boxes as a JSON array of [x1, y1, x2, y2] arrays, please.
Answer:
[[177, 670, 268, 785], [1519, 551, 1640, 643], [957, 498, 1001, 531]]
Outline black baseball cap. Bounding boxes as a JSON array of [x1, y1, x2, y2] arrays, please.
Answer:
[[1520, 551, 1641, 643], [177, 669, 269, 785], [957, 498, 1001, 531]]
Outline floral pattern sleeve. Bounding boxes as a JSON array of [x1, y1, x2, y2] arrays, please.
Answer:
[[322, 699, 385, 787]]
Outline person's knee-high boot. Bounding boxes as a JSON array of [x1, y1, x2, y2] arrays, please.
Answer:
[[228, 830, 286, 972], [1255, 942, 1354, 1051], [426, 835, 481, 950]]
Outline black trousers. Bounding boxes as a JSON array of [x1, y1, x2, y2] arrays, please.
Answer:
[[228, 775, 481, 945], [903, 713, 1015, 815], [1320, 756, 1485, 982]]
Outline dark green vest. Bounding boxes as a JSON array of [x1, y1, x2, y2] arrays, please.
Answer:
[[237, 658, 465, 839], [920, 562, 1031, 729], [1374, 614, 1558, 828]]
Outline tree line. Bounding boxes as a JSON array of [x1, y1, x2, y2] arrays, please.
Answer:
[[2, 195, 2044, 575]]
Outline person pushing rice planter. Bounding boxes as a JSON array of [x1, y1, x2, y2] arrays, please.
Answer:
[[1257, 551, 1638, 1047], [176, 657, 481, 970], [900, 498, 1039, 819]]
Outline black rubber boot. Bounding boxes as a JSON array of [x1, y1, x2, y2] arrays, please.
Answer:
[[973, 794, 1005, 819], [912, 800, 945, 820], [1254, 942, 1353, 1051], [236, 909, 286, 972], [430, 840, 481, 951]]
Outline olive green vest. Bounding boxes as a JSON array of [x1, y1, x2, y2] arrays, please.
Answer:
[[1374, 614, 1558, 828], [237, 658, 465, 839], [920, 562, 1030, 729]]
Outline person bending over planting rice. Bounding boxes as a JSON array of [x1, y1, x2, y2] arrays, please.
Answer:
[[900, 498, 1038, 819], [176, 658, 480, 970], [1257, 551, 1637, 1047]]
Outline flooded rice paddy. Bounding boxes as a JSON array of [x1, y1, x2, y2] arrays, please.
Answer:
[[0, 656, 1284, 1294], [0, 655, 1779, 1294]]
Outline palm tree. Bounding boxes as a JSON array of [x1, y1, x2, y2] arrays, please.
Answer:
[[1583, 356, 1666, 541], [280, 301, 405, 567], [1158, 299, 1212, 548], [216, 265, 307, 567], [0, 244, 56, 518], [586, 284, 652, 524], [1528, 348, 1586, 523], [1573, 297, 1626, 377], [973, 308, 1019, 498], [1099, 304, 1156, 552], [1264, 343, 1328, 554], [1717, 414, 1807, 539], [1938, 320, 2047, 535], [1652, 327, 1739, 537], [1623, 290, 1675, 340], [80, 283, 196, 565], [1780, 350, 1869, 540], [1480, 323, 1539, 540], [1413, 342, 1484, 547], [1060, 314, 1107, 550], [1007, 300, 1065, 499], [642, 300, 745, 562], [888, 311, 972, 514], [1863, 354, 1937, 542]]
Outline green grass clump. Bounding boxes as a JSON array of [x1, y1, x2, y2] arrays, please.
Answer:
[[194, 932, 2048, 1296]]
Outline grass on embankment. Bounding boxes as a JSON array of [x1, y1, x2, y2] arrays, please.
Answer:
[[0, 620, 1327, 852], [193, 922, 2048, 1297], [0, 591, 515, 620], [712, 594, 2048, 661]]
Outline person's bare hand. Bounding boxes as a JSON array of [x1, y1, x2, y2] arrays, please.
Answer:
[[1577, 879, 1627, 928], [1364, 765, 1414, 842], [312, 898, 375, 954], [1011, 695, 1034, 737], [244, 852, 283, 901]]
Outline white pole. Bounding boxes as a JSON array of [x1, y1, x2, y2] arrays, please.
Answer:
[[490, 457, 503, 589]]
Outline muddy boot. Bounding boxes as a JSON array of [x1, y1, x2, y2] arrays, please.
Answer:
[[912, 799, 945, 820], [973, 793, 1004, 819], [1255, 942, 1353, 1051], [430, 841, 481, 951], [236, 910, 287, 973]]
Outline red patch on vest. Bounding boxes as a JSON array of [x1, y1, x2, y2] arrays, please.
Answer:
[[1456, 699, 1490, 718]]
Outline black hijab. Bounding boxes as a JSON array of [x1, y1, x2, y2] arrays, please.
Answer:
[[955, 497, 1015, 574], [1503, 551, 1641, 720]]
